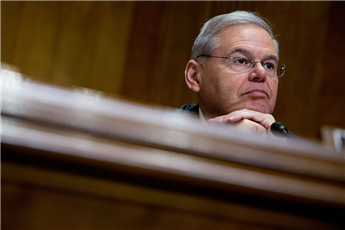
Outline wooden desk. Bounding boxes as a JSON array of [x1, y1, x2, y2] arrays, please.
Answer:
[[2, 69, 344, 229]]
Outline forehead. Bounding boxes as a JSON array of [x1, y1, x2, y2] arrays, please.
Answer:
[[215, 24, 277, 56]]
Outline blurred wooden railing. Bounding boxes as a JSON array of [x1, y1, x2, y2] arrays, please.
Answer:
[[1, 69, 344, 229]]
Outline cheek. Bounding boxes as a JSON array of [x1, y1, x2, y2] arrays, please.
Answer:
[[270, 79, 279, 98], [202, 65, 243, 99], [228, 73, 247, 95]]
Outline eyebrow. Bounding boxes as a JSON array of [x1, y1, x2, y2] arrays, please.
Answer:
[[228, 48, 278, 62], [229, 48, 252, 56]]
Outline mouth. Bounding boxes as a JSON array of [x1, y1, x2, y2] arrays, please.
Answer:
[[243, 89, 268, 98]]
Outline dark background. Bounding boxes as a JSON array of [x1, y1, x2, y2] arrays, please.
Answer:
[[2, 1, 345, 141]]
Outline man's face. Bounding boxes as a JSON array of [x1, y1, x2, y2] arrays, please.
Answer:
[[197, 24, 279, 118]]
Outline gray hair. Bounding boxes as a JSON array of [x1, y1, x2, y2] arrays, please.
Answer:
[[191, 11, 279, 62]]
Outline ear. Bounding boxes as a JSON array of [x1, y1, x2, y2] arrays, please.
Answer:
[[185, 60, 202, 93]]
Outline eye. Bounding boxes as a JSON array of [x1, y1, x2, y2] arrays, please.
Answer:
[[262, 62, 275, 70], [233, 57, 248, 65]]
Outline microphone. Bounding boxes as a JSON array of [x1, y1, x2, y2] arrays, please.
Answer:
[[270, 122, 289, 137]]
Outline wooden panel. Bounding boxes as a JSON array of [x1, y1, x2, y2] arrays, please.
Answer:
[[1, 1, 134, 93], [266, 2, 331, 140], [3, 162, 342, 230], [149, 1, 210, 107], [120, 1, 167, 103], [2, 161, 343, 230], [316, 1, 345, 135], [7, 1, 62, 82]]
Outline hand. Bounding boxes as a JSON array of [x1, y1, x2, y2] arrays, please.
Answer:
[[208, 109, 276, 135], [231, 118, 267, 135]]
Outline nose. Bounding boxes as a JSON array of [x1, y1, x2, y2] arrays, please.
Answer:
[[248, 61, 267, 82]]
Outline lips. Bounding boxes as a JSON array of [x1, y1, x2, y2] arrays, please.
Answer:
[[243, 89, 269, 98]]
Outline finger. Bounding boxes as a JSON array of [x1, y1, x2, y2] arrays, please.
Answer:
[[235, 119, 267, 135], [226, 109, 275, 129], [208, 115, 229, 124]]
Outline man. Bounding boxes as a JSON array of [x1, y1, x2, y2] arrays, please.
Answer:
[[180, 11, 298, 139]]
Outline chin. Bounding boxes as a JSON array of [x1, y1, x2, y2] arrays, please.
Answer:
[[246, 103, 272, 114]]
